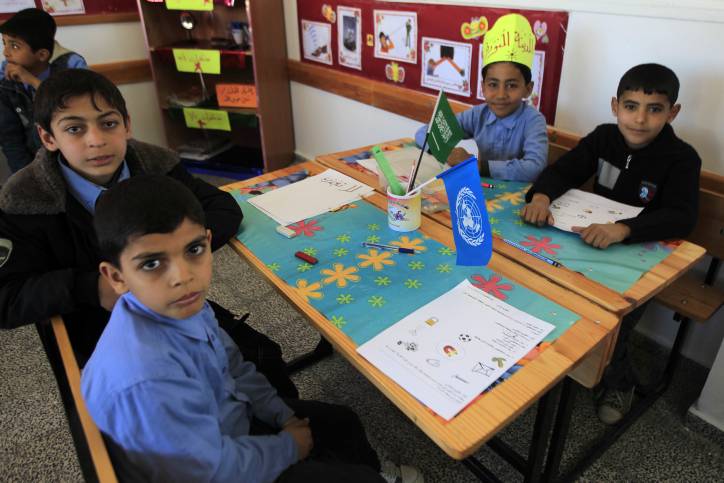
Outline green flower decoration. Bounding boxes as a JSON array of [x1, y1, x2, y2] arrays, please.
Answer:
[[368, 223, 380, 231], [438, 247, 454, 256], [337, 294, 354, 304], [333, 248, 349, 257], [492, 228, 502, 236], [302, 247, 317, 256], [374, 276, 391, 286], [336, 233, 351, 243], [514, 219, 524, 226], [368, 295, 385, 308], [408, 261, 425, 270], [436, 263, 452, 273], [366, 234, 381, 243], [297, 263, 312, 272], [404, 279, 422, 289], [489, 217, 499, 225], [267, 262, 280, 272], [330, 315, 346, 328]]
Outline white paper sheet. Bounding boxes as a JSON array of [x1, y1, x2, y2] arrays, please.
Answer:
[[549, 189, 644, 232], [248, 169, 374, 226], [357, 280, 555, 420], [0, 0, 35, 14], [357, 146, 446, 190]]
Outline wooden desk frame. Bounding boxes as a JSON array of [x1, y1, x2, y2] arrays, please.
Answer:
[[222, 161, 618, 481]]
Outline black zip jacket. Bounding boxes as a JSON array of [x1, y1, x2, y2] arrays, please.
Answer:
[[526, 123, 701, 243], [0, 139, 242, 360]]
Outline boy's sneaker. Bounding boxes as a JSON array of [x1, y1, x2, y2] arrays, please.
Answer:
[[596, 387, 636, 425], [380, 461, 424, 483]]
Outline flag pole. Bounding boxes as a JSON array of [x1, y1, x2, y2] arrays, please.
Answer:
[[405, 132, 428, 194], [406, 90, 444, 194]]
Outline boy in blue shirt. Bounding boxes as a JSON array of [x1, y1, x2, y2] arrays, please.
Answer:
[[0, 8, 87, 172], [83, 175, 422, 483], [414, 14, 547, 181]]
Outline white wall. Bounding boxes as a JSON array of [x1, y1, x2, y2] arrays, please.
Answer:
[[282, 0, 724, 369]]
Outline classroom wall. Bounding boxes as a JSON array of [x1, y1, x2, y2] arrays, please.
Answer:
[[282, 0, 724, 369], [0, 20, 166, 181]]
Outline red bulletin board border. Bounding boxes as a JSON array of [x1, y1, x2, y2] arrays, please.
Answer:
[[0, 0, 137, 20], [297, 0, 568, 124]]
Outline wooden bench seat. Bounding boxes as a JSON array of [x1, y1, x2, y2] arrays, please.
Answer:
[[656, 273, 723, 321], [46, 316, 118, 483]]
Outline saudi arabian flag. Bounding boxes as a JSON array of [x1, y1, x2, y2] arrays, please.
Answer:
[[425, 91, 465, 164]]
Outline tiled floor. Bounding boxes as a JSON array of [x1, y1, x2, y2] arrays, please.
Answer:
[[1, 245, 722, 481]]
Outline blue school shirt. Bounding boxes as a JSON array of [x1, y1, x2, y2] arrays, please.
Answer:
[[415, 102, 548, 182], [81, 293, 297, 482], [58, 158, 130, 214]]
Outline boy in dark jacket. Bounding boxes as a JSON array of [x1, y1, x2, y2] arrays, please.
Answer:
[[0, 8, 87, 172], [0, 69, 297, 398], [521, 63, 701, 423]]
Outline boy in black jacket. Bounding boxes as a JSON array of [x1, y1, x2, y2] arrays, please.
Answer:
[[521, 64, 701, 424], [0, 69, 297, 397]]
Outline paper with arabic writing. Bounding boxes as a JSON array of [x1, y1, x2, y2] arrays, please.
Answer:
[[549, 189, 643, 232], [247, 169, 374, 226], [357, 280, 554, 420]]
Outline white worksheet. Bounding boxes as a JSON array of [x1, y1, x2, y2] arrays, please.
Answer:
[[357, 280, 554, 420], [549, 189, 643, 232], [248, 169, 373, 225]]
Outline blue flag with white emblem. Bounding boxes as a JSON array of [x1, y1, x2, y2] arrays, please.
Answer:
[[437, 157, 492, 266]]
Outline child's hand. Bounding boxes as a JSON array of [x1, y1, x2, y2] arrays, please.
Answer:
[[4, 63, 40, 89], [98, 275, 120, 311], [521, 193, 554, 226], [571, 223, 631, 249], [282, 417, 312, 461], [446, 147, 471, 166]]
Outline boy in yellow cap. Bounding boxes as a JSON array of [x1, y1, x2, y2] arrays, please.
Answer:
[[414, 13, 548, 182]]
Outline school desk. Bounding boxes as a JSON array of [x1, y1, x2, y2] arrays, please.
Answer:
[[221, 161, 619, 481], [315, 139, 707, 371]]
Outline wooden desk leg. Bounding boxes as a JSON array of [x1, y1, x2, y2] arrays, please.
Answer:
[[542, 377, 576, 482], [286, 337, 334, 374]]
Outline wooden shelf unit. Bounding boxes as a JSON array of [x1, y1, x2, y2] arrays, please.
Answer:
[[136, 0, 294, 174]]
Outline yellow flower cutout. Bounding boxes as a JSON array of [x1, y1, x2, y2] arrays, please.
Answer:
[[357, 249, 395, 271], [321, 263, 360, 288], [294, 279, 323, 302], [486, 198, 504, 212], [390, 236, 427, 252]]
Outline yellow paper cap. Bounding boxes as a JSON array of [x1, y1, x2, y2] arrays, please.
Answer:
[[482, 14, 535, 69]]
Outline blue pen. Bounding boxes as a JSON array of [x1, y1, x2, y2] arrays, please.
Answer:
[[502, 238, 561, 268], [361, 242, 415, 254]]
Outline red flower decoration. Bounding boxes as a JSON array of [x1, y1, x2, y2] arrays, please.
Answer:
[[520, 235, 561, 255], [288, 219, 323, 237], [470, 275, 513, 300]]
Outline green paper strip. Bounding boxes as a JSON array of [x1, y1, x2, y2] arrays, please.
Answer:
[[371, 145, 405, 196]]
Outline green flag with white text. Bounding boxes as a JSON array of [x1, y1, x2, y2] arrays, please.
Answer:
[[425, 91, 464, 164]]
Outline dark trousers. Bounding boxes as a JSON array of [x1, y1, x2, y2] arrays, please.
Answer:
[[252, 399, 384, 483], [210, 300, 299, 399], [601, 302, 650, 391]]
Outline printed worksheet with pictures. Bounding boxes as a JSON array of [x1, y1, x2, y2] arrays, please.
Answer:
[[549, 189, 643, 232], [357, 280, 554, 420]]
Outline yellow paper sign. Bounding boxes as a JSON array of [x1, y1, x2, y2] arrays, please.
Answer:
[[165, 0, 213, 12], [183, 108, 231, 131], [216, 84, 257, 109], [173, 49, 221, 74], [482, 13, 535, 69]]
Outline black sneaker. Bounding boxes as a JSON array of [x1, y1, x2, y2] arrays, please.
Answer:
[[597, 387, 636, 425]]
